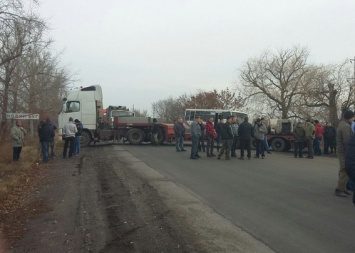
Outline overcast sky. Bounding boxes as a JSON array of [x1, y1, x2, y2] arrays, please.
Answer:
[[38, 0, 355, 113]]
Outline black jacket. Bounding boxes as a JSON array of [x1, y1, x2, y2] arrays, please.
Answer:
[[345, 133, 355, 180], [238, 121, 254, 140], [173, 122, 185, 137], [221, 122, 234, 140]]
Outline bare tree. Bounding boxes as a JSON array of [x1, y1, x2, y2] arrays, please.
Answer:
[[239, 46, 313, 119], [133, 108, 148, 117]]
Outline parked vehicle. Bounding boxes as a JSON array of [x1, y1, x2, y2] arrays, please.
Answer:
[[266, 119, 295, 152], [58, 85, 175, 146]]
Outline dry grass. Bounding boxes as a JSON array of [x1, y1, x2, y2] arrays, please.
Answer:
[[0, 139, 52, 249]]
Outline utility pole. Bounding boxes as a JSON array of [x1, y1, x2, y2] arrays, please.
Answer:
[[349, 57, 355, 88]]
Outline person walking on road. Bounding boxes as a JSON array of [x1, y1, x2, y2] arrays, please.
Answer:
[[205, 116, 217, 157], [174, 117, 186, 152], [217, 116, 234, 160], [190, 116, 201, 159], [304, 119, 315, 159], [335, 110, 354, 197], [293, 122, 306, 158], [62, 117, 77, 158], [74, 119, 83, 156], [238, 117, 254, 160], [11, 120, 27, 162]]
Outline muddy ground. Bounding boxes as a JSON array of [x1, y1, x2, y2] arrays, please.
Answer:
[[9, 145, 273, 253]]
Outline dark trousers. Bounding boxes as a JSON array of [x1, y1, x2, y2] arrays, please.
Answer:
[[306, 138, 314, 157], [324, 138, 335, 154], [206, 135, 215, 155], [231, 136, 238, 156], [63, 137, 75, 157], [13, 147, 22, 161], [41, 142, 49, 163], [198, 135, 205, 152], [49, 141, 55, 157], [216, 135, 222, 151], [314, 137, 322, 155], [294, 141, 303, 157], [256, 139, 265, 157], [218, 139, 232, 158], [190, 135, 199, 158], [240, 139, 251, 158]]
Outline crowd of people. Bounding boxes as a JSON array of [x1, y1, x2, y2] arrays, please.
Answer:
[[35, 117, 83, 162], [183, 115, 271, 160], [9, 111, 355, 206]]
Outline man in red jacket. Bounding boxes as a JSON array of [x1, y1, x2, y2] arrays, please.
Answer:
[[205, 116, 217, 157], [314, 120, 324, 156]]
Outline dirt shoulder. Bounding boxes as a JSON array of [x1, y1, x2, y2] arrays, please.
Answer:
[[9, 145, 274, 253]]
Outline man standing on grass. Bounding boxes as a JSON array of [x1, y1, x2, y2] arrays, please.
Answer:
[[11, 120, 27, 162], [62, 117, 77, 158], [38, 119, 52, 163], [46, 118, 57, 158]]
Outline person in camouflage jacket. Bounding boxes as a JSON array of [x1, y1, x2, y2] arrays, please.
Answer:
[[293, 122, 306, 158]]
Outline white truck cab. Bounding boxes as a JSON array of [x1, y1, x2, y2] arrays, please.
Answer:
[[58, 85, 103, 146]]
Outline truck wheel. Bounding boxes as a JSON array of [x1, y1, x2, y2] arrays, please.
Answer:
[[271, 138, 286, 152], [127, 128, 145, 145], [81, 131, 92, 147]]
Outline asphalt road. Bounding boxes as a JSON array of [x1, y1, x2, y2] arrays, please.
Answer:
[[122, 144, 355, 253]]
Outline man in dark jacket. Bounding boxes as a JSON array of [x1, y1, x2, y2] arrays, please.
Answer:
[[238, 117, 254, 160], [151, 118, 161, 146], [217, 116, 234, 160], [335, 110, 354, 197], [293, 122, 305, 158], [74, 119, 83, 156], [174, 117, 186, 152], [215, 118, 224, 152], [46, 118, 57, 158], [38, 119, 52, 163], [345, 132, 355, 206], [323, 122, 336, 154]]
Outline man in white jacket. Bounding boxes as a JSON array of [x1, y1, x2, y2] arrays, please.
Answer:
[[62, 117, 77, 158]]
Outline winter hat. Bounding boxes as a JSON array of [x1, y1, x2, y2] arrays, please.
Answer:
[[344, 110, 354, 120]]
